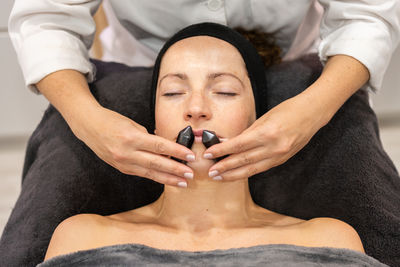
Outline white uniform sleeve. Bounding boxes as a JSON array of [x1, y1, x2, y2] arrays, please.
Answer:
[[318, 0, 400, 92], [8, 0, 102, 94]]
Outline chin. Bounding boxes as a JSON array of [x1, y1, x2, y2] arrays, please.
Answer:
[[186, 142, 215, 175]]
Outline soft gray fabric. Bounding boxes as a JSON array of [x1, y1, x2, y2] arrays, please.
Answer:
[[1, 54, 399, 267], [37, 243, 388, 267]]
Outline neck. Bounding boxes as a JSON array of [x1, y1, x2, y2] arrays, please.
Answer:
[[150, 146, 258, 234]]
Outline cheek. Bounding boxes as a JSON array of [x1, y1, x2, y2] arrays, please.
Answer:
[[155, 102, 170, 137], [216, 102, 254, 137], [155, 101, 181, 139]]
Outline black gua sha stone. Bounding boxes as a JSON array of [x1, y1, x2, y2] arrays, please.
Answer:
[[202, 130, 228, 161], [202, 130, 220, 148], [172, 126, 194, 163], [176, 126, 195, 148]]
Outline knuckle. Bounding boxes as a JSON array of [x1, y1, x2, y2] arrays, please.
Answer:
[[241, 154, 252, 165], [119, 129, 135, 144], [128, 166, 141, 176], [278, 154, 291, 165], [172, 165, 182, 174], [111, 150, 126, 163], [258, 129, 270, 141], [235, 141, 245, 153], [136, 124, 148, 133], [144, 169, 154, 179], [166, 178, 179, 187], [264, 124, 280, 140], [279, 157, 289, 166], [154, 141, 166, 154], [148, 159, 162, 170], [277, 140, 292, 155], [117, 165, 130, 175], [282, 144, 291, 154], [246, 166, 258, 177]]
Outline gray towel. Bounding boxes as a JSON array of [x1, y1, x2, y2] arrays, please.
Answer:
[[37, 243, 388, 266]]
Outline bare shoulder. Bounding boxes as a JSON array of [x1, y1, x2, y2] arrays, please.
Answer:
[[44, 214, 109, 261], [305, 217, 365, 253]]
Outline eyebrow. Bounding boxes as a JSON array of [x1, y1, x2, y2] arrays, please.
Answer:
[[158, 72, 245, 87]]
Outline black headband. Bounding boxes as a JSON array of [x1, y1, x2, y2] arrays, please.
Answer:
[[150, 22, 267, 121]]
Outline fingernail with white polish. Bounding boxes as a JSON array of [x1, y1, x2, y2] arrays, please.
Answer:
[[178, 181, 188, 188], [208, 170, 218, 178], [186, 154, 195, 162], [184, 172, 193, 179], [213, 176, 223, 181], [204, 153, 213, 159]]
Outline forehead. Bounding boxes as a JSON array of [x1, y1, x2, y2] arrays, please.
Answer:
[[159, 36, 247, 77]]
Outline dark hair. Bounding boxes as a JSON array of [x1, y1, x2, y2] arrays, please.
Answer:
[[234, 27, 282, 67]]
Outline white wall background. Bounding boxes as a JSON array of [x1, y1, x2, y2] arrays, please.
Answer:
[[0, 0, 49, 138], [370, 45, 400, 117], [1, 1, 399, 138]]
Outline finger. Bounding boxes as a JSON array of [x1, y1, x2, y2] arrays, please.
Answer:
[[138, 134, 196, 162], [204, 132, 261, 159], [215, 158, 279, 181], [129, 150, 194, 179], [208, 147, 265, 175], [121, 163, 189, 188]]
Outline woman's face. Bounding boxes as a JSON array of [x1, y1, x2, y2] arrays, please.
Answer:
[[155, 36, 256, 169]]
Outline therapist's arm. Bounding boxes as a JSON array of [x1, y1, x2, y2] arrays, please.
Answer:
[[36, 70, 195, 187]]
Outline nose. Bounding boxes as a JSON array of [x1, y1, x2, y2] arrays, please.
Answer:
[[184, 91, 212, 122]]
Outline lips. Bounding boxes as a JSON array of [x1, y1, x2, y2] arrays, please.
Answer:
[[193, 129, 223, 138], [192, 129, 203, 143], [192, 129, 203, 137]]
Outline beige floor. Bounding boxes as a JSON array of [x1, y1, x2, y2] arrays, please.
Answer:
[[1, 124, 400, 237]]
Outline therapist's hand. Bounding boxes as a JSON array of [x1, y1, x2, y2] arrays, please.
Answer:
[[204, 93, 325, 181], [75, 106, 196, 187]]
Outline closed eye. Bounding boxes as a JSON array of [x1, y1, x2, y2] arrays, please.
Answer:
[[163, 92, 184, 97], [217, 92, 237, 96]]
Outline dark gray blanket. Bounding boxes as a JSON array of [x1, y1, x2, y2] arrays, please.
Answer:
[[1, 54, 399, 266], [37, 243, 388, 266]]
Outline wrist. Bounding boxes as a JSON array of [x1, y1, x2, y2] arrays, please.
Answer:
[[66, 101, 104, 140], [299, 83, 339, 127], [299, 55, 370, 126], [36, 69, 103, 138]]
